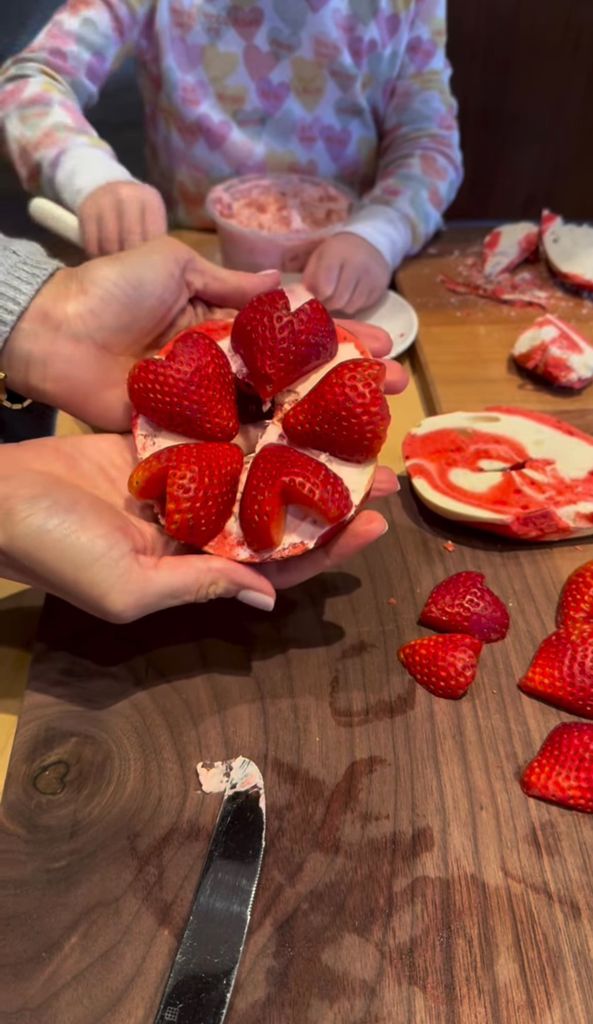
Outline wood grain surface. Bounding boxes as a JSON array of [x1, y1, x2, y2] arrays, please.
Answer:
[[2, 442, 593, 1022], [398, 226, 593, 415], [447, 0, 593, 220]]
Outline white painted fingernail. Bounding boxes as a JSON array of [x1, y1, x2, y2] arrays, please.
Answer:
[[237, 589, 276, 611], [256, 268, 279, 275]]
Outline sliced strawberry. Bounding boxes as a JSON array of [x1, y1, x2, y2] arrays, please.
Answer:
[[521, 722, 593, 813], [518, 625, 593, 718], [419, 571, 509, 643], [282, 359, 390, 463], [239, 443, 352, 552], [557, 560, 593, 635], [231, 289, 338, 401], [128, 442, 243, 549], [397, 634, 483, 699], [128, 328, 238, 441]]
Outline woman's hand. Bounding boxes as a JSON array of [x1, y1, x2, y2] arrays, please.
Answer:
[[2, 237, 281, 430], [0, 433, 398, 623]]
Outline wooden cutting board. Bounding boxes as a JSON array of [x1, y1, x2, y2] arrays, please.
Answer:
[[2, 415, 593, 1023], [397, 226, 593, 415]]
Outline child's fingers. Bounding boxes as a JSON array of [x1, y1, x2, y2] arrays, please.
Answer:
[[79, 182, 167, 257], [97, 201, 124, 255], [303, 249, 342, 303], [80, 209, 100, 257], [325, 265, 358, 313], [343, 277, 379, 315], [121, 196, 147, 250], [142, 188, 168, 243]]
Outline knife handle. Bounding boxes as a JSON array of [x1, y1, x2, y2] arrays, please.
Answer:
[[28, 197, 82, 248]]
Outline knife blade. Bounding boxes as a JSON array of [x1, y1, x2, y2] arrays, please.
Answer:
[[154, 757, 265, 1024]]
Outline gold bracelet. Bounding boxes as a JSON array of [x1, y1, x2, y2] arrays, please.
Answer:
[[0, 371, 32, 410]]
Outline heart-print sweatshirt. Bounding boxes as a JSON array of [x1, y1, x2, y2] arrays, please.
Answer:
[[0, 0, 462, 269]]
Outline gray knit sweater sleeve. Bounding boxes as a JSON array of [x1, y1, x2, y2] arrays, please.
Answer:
[[0, 234, 63, 353]]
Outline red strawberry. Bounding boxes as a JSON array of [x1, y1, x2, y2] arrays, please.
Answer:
[[239, 443, 352, 552], [397, 634, 483, 699], [419, 571, 510, 643], [557, 559, 593, 636], [521, 722, 593, 813], [128, 328, 238, 441], [231, 290, 338, 401], [128, 442, 243, 549], [282, 359, 390, 463], [518, 625, 593, 718]]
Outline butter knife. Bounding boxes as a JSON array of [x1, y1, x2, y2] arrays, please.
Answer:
[[154, 757, 265, 1024]]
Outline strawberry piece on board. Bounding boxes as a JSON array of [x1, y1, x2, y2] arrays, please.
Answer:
[[521, 722, 593, 813], [419, 570, 509, 643], [397, 633, 483, 700], [519, 625, 593, 719], [557, 560, 593, 636]]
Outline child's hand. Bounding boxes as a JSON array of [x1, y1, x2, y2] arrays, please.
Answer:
[[79, 181, 168, 256], [303, 233, 391, 314]]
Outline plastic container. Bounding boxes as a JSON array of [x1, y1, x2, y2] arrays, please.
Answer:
[[205, 173, 353, 273]]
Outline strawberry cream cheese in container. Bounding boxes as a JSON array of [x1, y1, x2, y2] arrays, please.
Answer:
[[205, 173, 353, 272]]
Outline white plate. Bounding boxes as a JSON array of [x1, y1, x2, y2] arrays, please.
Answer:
[[281, 273, 418, 359]]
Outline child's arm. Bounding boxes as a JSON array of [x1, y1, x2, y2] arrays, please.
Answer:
[[0, 0, 166, 255], [304, 0, 463, 314]]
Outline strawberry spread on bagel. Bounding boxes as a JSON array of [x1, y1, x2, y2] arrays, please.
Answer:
[[127, 289, 390, 562]]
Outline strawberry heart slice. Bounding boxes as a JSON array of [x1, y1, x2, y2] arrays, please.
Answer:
[[519, 624, 593, 718], [419, 570, 509, 643], [282, 359, 390, 463], [239, 443, 353, 552], [230, 289, 338, 401], [128, 441, 243, 549], [521, 722, 593, 813], [127, 328, 239, 441], [398, 634, 483, 699]]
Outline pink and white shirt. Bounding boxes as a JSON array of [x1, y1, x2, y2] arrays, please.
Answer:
[[0, 0, 463, 268]]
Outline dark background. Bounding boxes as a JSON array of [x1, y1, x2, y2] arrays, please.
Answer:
[[1, 0, 593, 221]]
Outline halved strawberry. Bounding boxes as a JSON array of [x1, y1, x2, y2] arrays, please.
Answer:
[[397, 634, 483, 699], [419, 571, 510, 643], [282, 359, 390, 463], [128, 328, 238, 441], [518, 625, 593, 718], [521, 722, 593, 813], [128, 442, 243, 549], [239, 443, 352, 552], [557, 560, 593, 636], [231, 290, 338, 401]]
